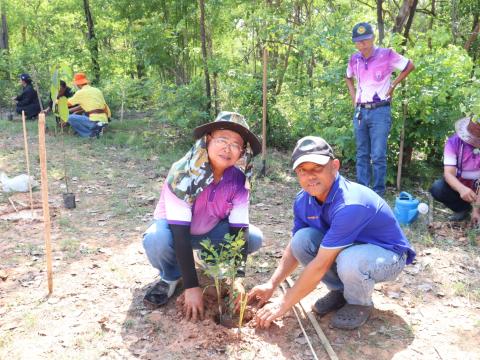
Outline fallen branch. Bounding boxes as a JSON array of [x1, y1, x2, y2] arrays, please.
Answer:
[[8, 197, 18, 212]]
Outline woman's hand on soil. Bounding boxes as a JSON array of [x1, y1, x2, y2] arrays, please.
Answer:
[[254, 298, 288, 329], [183, 287, 204, 322], [459, 186, 476, 203], [247, 281, 275, 307]]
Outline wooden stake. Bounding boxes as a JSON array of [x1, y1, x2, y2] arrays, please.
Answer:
[[396, 99, 407, 191], [286, 277, 339, 360], [21, 111, 35, 219], [260, 47, 268, 176], [38, 113, 53, 294], [280, 282, 319, 360]]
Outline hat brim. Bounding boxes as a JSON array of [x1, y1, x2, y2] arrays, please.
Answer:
[[353, 34, 374, 42], [455, 117, 480, 148], [292, 154, 331, 170], [193, 120, 262, 156], [74, 79, 89, 86]]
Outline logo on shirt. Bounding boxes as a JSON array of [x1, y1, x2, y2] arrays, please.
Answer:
[[307, 215, 319, 220], [357, 26, 366, 34]]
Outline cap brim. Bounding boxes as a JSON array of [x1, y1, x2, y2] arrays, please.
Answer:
[[353, 34, 374, 42], [292, 154, 331, 170], [193, 120, 262, 156], [455, 117, 480, 148]]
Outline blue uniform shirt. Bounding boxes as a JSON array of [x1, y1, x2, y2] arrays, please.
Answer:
[[292, 174, 416, 264]]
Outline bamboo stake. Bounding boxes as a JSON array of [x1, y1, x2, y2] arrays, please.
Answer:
[[280, 282, 319, 360], [260, 47, 268, 176], [38, 113, 53, 294], [21, 111, 35, 219], [286, 277, 338, 360]]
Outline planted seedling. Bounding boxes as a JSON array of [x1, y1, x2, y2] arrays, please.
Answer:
[[200, 231, 246, 327]]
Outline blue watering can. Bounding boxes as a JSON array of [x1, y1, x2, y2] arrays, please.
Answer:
[[394, 192, 419, 225]]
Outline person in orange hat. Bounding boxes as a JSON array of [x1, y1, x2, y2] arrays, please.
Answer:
[[430, 116, 480, 224], [66, 73, 111, 138]]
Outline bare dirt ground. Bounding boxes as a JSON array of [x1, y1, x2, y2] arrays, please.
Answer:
[[1, 120, 479, 360]]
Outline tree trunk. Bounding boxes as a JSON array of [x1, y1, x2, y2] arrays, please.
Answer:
[[198, 0, 211, 114], [376, 0, 384, 45], [427, 0, 435, 49], [83, 0, 100, 83], [464, 14, 480, 52], [0, 12, 8, 50], [207, 31, 219, 115], [401, 0, 418, 47], [393, 0, 413, 33]]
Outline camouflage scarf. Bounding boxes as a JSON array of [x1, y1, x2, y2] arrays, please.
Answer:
[[166, 136, 254, 204]]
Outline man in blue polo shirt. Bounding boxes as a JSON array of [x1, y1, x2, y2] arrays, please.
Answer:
[[249, 136, 415, 329]]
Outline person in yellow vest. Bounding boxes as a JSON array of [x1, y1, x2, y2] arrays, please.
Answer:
[[67, 73, 111, 138]]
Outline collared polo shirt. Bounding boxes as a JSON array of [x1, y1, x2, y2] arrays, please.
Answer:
[[154, 166, 249, 235], [346, 47, 410, 104], [292, 174, 416, 264], [444, 134, 480, 180]]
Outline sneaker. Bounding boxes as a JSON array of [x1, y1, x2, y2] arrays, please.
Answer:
[[448, 209, 470, 221], [143, 279, 179, 308]]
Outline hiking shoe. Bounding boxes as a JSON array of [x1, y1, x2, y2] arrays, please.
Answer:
[[449, 209, 470, 221], [312, 290, 346, 317], [330, 304, 373, 330], [143, 279, 179, 308]]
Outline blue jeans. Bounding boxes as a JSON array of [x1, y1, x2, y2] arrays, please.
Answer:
[[353, 105, 392, 196], [68, 114, 99, 137], [290, 227, 406, 306], [143, 219, 263, 282]]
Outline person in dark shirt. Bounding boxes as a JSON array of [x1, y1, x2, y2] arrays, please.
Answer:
[[13, 73, 42, 119]]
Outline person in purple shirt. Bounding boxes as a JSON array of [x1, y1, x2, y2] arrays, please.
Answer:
[[249, 136, 415, 330], [430, 116, 480, 223], [345, 22, 415, 196], [142, 112, 263, 322]]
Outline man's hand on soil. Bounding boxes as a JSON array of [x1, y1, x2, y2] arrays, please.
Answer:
[[247, 281, 275, 307], [254, 298, 288, 329], [183, 287, 204, 322], [471, 208, 480, 228]]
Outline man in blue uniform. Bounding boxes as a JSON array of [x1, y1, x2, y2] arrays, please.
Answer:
[[249, 136, 415, 329]]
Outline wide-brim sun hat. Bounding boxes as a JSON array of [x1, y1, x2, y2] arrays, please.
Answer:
[[193, 111, 262, 156], [455, 117, 480, 148]]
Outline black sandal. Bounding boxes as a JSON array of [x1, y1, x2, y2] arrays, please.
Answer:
[[143, 280, 177, 309], [312, 291, 346, 317]]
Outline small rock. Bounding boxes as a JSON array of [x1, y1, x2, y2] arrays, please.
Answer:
[[436, 291, 445, 298], [417, 283, 433, 292], [387, 291, 400, 299], [295, 336, 307, 345], [0, 270, 8, 281]]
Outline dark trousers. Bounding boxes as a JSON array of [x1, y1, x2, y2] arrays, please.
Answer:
[[429, 178, 472, 212]]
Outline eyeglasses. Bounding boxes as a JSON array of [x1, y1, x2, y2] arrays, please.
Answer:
[[211, 137, 244, 153]]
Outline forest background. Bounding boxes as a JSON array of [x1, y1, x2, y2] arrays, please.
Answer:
[[0, 0, 479, 185]]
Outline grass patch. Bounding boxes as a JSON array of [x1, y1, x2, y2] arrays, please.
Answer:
[[60, 238, 81, 257]]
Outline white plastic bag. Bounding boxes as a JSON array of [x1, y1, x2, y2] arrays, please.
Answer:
[[0, 172, 39, 192]]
